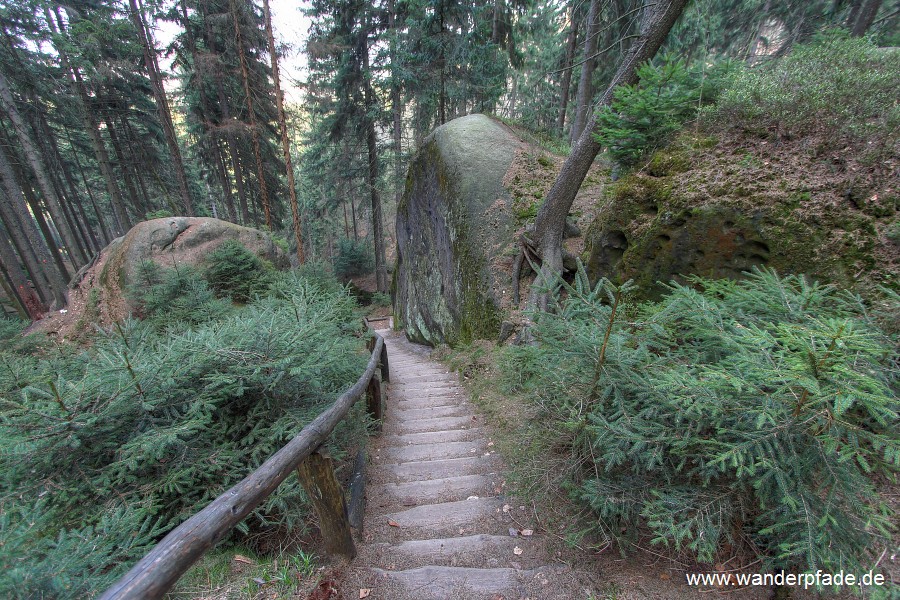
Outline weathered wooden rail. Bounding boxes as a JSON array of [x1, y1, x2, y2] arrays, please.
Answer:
[[98, 332, 389, 600]]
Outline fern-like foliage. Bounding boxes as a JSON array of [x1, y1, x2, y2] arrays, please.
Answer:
[[503, 265, 898, 572]]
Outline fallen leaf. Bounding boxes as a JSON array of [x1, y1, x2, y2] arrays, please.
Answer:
[[521, 529, 534, 536], [513, 546, 524, 555], [233, 554, 254, 565], [387, 519, 400, 527], [487, 441, 494, 447], [359, 589, 372, 599], [659, 573, 671, 581]]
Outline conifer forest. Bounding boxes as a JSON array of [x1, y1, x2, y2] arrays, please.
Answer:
[[0, 0, 898, 598]]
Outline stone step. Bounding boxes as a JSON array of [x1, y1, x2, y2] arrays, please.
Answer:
[[368, 475, 494, 506], [392, 373, 455, 383], [369, 535, 526, 569], [390, 414, 473, 434], [379, 428, 486, 447], [392, 405, 468, 421], [392, 392, 465, 405], [382, 497, 500, 529], [380, 456, 495, 482], [394, 398, 465, 411], [375, 440, 488, 463], [369, 566, 548, 600]]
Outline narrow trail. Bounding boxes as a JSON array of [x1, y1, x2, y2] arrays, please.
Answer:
[[342, 329, 579, 600]]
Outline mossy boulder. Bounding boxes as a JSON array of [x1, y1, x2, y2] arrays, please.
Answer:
[[86, 217, 288, 324], [585, 136, 898, 297], [394, 114, 520, 345]]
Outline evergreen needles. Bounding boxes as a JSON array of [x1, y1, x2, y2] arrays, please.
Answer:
[[0, 272, 368, 597], [502, 265, 898, 572]]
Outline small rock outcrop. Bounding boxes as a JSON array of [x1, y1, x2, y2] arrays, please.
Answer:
[[73, 217, 287, 327], [394, 114, 520, 346], [585, 138, 898, 298]]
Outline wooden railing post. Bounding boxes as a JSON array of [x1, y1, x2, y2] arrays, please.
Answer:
[[296, 448, 356, 559], [366, 373, 383, 428], [380, 342, 390, 382]]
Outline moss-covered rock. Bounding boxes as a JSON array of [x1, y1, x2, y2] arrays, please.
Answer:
[[394, 114, 519, 346], [88, 217, 288, 324], [585, 135, 898, 298]]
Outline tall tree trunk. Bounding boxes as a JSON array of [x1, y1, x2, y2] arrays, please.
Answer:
[[37, 109, 100, 253], [62, 124, 112, 245], [263, 0, 304, 262], [851, 0, 882, 35], [529, 0, 689, 310], [363, 42, 388, 293], [557, 4, 579, 136], [104, 114, 145, 220], [49, 8, 130, 238], [570, 0, 601, 144], [0, 222, 45, 319], [389, 0, 404, 208], [230, 0, 272, 230], [130, 0, 195, 216], [34, 121, 91, 260], [0, 142, 68, 306], [0, 266, 28, 319], [122, 117, 155, 214], [439, 0, 446, 125], [0, 69, 88, 268], [215, 141, 238, 222]]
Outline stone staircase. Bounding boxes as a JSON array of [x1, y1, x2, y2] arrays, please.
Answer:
[[343, 330, 574, 600]]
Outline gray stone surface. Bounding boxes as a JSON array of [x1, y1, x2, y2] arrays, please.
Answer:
[[394, 114, 521, 346]]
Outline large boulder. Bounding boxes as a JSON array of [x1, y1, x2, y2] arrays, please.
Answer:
[[75, 217, 288, 326], [394, 114, 521, 345]]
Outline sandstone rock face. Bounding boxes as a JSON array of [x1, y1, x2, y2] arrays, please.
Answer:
[[394, 114, 520, 346], [91, 217, 287, 323]]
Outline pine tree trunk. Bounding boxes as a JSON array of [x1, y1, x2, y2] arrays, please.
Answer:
[[530, 0, 689, 310], [37, 109, 100, 253], [389, 0, 403, 207], [263, 0, 304, 262], [0, 223, 45, 319], [0, 69, 88, 269], [557, 4, 579, 136], [120, 116, 154, 214], [215, 142, 239, 222], [62, 124, 113, 245], [363, 43, 388, 294], [104, 114, 145, 220], [0, 266, 28, 319], [439, 1, 446, 125], [0, 142, 68, 306], [230, 0, 272, 230], [49, 8, 130, 238], [851, 0, 882, 35], [570, 0, 601, 144], [35, 123, 91, 261], [130, 0, 195, 216]]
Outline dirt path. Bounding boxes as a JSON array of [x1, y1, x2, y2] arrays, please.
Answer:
[[341, 330, 587, 600]]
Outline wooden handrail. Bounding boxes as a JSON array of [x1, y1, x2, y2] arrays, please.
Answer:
[[99, 333, 387, 600]]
